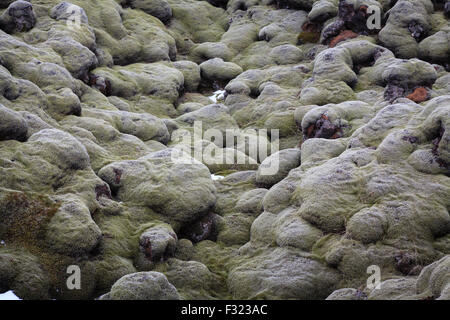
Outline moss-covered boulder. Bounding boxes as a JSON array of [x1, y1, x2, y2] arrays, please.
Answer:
[[0, 1, 36, 34], [106, 272, 180, 300], [415, 255, 450, 300], [90, 63, 184, 101], [378, 0, 433, 59], [0, 249, 50, 300], [418, 26, 450, 66], [176, 103, 239, 134], [256, 148, 301, 187], [136, 224, 177, 269], [190, 42, 234, 64], [228, 247, 341, 299], [200, 58, 243, 83], [45, 197, 102, 256], [28, 129, 90, 170], [98, 150, 217, 224], [158, 258, 224, 299], [0, 104, 28, 141], [124, 0, 173, 24], [0, 0, 449, 302], [172, 60, 201, 92], [235, 188, 267, 215], [326, 288, 365, 300]]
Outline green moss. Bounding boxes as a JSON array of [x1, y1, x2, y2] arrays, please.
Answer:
[[190, 240, 237, 299], [154, 259, 227, 299], [261, 110, 299, 138], [0, 191, 98, 299], [0, 191, 60, 247], [213, 169, 238, 177], [297, 31, 320, 44]]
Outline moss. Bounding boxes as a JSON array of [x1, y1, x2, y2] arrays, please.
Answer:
[[93, 207, 161, 260], [0, 247, 50, 300], [107, 271, 180, 300], [297, 31, 320, 44], [217, 213, 253, 246], [228, 247, 341, 299], [261, 110, 299, 138], [0, 191, 97, 299], [190, 240, 237, 299], [212, 169, 238, 177], [300, 79, 356, 105], [155, 258, 227, 299], [0, 191, 60, 248], [0, 0, 449, 301], [167, 0, 228, 44]]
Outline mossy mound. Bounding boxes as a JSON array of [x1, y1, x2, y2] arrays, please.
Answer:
[[0, 0, 449, 300]]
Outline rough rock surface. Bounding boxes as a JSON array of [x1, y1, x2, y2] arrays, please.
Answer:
[[101, 271, 180, 300], [0, 0, 449, 300]]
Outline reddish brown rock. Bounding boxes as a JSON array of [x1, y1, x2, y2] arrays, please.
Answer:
[[303, 114, 342, 141], [329, 30, 358, 47], [406, 87, 429, 103]]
